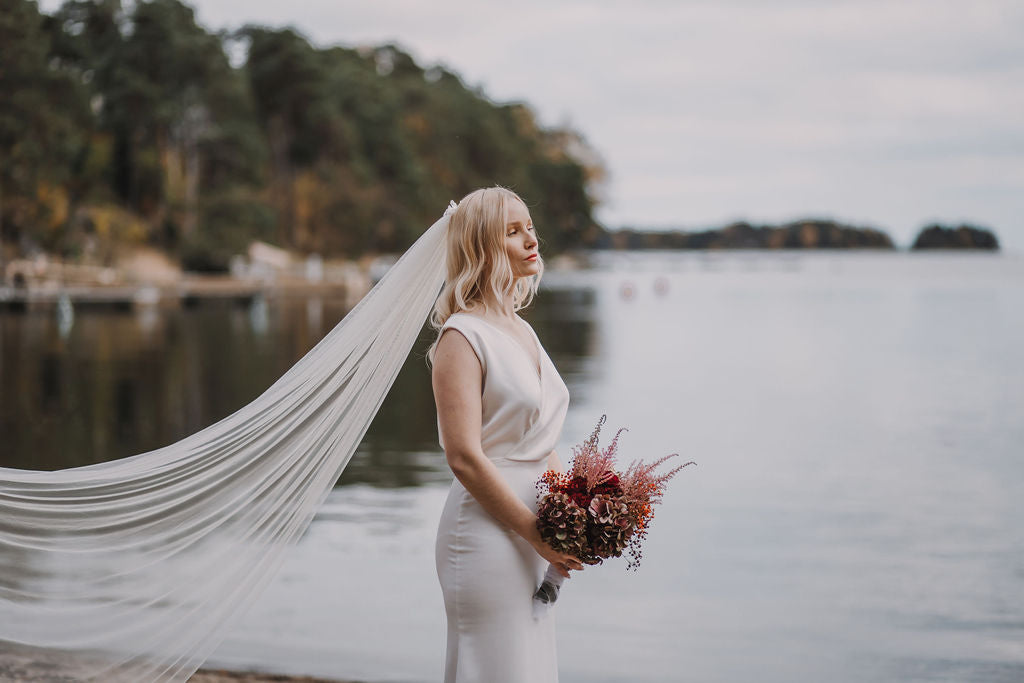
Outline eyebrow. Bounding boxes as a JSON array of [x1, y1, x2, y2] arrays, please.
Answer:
[[507, 220, 532, 228]]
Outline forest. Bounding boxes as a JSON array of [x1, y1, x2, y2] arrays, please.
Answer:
[[0, 0, 605, 271]]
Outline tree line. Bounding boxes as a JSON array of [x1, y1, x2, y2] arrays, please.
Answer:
[[0, 0, 604, 270]]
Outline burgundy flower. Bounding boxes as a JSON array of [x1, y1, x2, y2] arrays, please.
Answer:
[[584, 493, 634, 560], [536, 492, 589, 558]]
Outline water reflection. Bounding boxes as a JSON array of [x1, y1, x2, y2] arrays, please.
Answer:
[[249, 293, 269, 335], [56, 293, 74, 339], [0, 288, 599, 487], [305, 297, 323, 332]]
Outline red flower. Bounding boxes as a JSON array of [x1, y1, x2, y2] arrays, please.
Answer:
[[592, 471, 622, 497], [566, 476, 588, 493]]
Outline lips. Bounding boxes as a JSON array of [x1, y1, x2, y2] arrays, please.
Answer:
[[526, 254, 538, 261]]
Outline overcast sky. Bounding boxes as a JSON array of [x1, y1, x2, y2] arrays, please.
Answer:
[[44, 0, 1024, 249]]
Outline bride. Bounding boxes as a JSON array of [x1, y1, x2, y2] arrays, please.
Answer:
[[0, 186, 580, 682], [429, 187, 584, 682]]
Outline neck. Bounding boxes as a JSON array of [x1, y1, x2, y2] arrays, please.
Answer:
[[478, 289, 518, 319], [498, 294, 516, 317]]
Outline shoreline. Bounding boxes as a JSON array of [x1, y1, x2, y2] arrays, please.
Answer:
[[0, 647, 354, 682], [191, 668, 353, 682]]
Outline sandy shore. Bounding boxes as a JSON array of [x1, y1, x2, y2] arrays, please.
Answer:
[[0, 645, 353, 682], [190, 669, 352, 682]]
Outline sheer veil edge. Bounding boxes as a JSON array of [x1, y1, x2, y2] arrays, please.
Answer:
[[0, 207, 452, 682]]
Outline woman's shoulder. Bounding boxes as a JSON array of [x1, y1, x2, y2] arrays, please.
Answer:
[[439, 311, 491, 343], [443, 310, 495, 329], [438, 313, 487, 372], [441, 311, 477, 330]]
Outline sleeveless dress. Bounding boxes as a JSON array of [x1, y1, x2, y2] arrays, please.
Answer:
[[435, 312, 572, 683]]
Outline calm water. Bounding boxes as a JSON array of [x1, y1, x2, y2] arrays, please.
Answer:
[[2, 250, 1023, 682]]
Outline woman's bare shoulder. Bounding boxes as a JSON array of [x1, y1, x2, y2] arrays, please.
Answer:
[[434, 322, 482, 374]]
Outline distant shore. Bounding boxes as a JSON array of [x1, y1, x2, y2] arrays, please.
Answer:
[[601, 220, 999, 251], [0, 224, 1007, 314]]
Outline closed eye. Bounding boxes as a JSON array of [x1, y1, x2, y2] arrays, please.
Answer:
[[507, 223, 535, 236]]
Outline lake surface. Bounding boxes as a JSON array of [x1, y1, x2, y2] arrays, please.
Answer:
[[2, 250, 1023, 682]]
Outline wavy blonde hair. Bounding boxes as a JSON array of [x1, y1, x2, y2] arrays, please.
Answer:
[[425, 186, 544, 366]]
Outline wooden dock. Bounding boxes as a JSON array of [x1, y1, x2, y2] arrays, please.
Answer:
[[0, 278, 353, 313]]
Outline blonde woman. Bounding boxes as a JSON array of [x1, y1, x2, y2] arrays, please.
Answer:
[[428, 187, 584, 682]]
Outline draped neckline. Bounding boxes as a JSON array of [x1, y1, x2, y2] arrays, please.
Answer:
[[460, 313, 544, 385]]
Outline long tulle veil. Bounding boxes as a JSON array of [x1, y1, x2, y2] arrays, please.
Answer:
[[0, 202, 456, 681]]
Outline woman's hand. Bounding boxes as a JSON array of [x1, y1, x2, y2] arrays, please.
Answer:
[[526, 526, 584, 578]]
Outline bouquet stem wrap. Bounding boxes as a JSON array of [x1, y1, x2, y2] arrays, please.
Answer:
[[532, 564, 567, 619]]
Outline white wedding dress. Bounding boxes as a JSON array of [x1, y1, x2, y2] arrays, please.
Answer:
[[435, 312, 571, 683]]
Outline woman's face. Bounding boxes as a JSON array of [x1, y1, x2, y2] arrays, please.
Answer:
[[505, 200, 540, 280]]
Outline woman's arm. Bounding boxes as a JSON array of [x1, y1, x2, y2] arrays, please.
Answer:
[[433, 328, 582, 577]]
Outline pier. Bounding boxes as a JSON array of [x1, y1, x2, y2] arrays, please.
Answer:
[[0, 278, 356, 313]]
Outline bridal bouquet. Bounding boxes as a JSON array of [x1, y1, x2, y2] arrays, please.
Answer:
[[532, 414, 694, 617]]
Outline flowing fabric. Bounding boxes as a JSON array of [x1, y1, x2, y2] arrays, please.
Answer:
[[0, 204, 455, 682]]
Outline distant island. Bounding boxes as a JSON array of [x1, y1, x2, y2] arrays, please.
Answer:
[[583, 220, 1000, 251], [910, 224, 1000, 250]]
